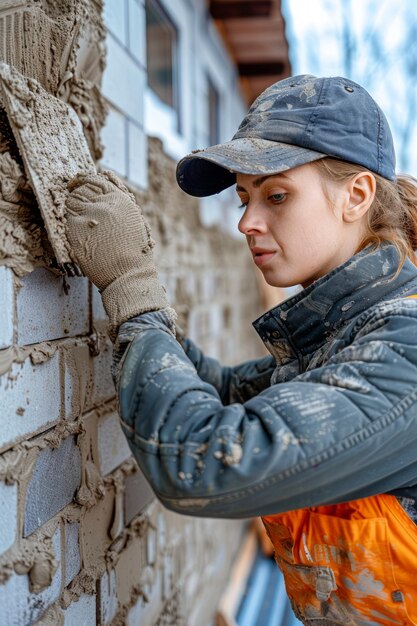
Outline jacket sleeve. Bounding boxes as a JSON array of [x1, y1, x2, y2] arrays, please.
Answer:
[[118, 303, 417, 519], [180, 336, 276, 403]]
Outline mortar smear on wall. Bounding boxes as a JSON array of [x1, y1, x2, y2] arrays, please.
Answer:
[[0, 63, 96, 266], [0, 1, 259, 624], [0, 0, 107, 277]]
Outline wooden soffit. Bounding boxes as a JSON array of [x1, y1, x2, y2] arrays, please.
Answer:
[[209, 0, 291, 105]]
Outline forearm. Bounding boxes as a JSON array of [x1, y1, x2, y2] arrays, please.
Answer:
[[117, 327, 276, 518], [115, 313, 417, 519], [179, 337, 275, 403], [114, 314, 275, 405], [112, 310, 176, 384]]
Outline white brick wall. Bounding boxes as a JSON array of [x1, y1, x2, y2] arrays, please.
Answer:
[[127, 0, 146, 66], [63, 593, 96, 625], [64, 522, 81, 586], [0, 481, 17, 554], [100, 0, 245, 217], [24, 436, 81, 536], [126, 571, 163, 626], [101, 0, 148, 188], [91, 284, 109, 324], [102, 34, 145, 126], [16, 269, 89, 344], [63, 342, 92, 419], [0, 352, 61, 451], [100, 107, 127, 178], [100, 569, 118, 625], [0, 267, 14, 349], [89, 339, 116, 409], [104, 0, 128, 45], [127, 119, 148, 189], [97, 411, 132, 475], [0, 529, 61, 625], [0, 2, 262, 624], [124, 467, 154, 523]]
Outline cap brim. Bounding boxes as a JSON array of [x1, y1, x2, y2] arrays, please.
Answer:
[[176, 137, 327, 197]]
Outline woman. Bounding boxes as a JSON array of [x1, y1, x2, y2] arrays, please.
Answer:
[[66, 75, 417, 624]]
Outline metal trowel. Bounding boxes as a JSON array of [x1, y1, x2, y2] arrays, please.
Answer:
[[0, 62, 96, 274]]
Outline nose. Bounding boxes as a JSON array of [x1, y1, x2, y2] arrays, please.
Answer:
[[238, 201, 267, 235]]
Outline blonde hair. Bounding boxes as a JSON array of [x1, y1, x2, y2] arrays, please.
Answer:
[[313, 158, 417, 270]]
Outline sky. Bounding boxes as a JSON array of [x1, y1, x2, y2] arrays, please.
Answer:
[[283, 0, 417, 174]]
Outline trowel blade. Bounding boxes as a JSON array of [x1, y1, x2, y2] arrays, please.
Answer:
[[0, 61, 96, 270]]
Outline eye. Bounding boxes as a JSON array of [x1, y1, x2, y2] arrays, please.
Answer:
[[237, 201, 248, 209], [269, 193, 286, 203]]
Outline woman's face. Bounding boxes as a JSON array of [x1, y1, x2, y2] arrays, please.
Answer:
[[236, 163, 365, 289]]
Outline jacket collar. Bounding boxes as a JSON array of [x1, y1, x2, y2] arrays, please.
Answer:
[[253, 244, 417, 366]]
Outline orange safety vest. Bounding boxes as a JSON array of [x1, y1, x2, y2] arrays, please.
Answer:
[[262, 494, 417, 625], [263, 295, 417, 625]]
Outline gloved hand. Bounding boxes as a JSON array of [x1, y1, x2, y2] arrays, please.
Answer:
[[65, 170, 174, 337]]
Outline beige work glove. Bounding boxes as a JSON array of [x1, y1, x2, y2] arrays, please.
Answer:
[[65, 171, 173, 338]]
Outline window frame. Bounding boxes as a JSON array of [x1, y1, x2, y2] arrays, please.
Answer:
[[145, 0, 180, 127], [144, 0, 194, 159]]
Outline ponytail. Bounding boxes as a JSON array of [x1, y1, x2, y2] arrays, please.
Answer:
[[396, 175, 417, 251], [314, 158, 417, 270]]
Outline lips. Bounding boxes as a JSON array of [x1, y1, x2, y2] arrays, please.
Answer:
[[251, 247, 277, 267]]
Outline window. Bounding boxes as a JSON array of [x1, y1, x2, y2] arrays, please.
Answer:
[[145, 0, 179, 115], [207, 77, 220, 146]]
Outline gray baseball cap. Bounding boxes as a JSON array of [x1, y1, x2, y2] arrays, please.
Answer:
[[176, 74, 396, 197]]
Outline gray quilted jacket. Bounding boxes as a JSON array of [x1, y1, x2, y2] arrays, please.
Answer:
[[115, 244, 417, 518]]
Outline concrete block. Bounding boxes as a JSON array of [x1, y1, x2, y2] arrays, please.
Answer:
[[124, 467, 154, 524], [102, 34, 145, 125], [89, 340, 115, 409], [100, 569, 117, 625], [64, 523, 81, 586], [158, 272, 176, 303], [24, 436, 81, 536], [204, 339, 219, 361], [16, 269, 89, 344], [200, 272, 218, 301], [147, 526, 156, 565], [0, 267, 14, 349], [209, 304, 223, 336], [127, 568, 162, 626], [157, 512, 166, 549], [63, 343, 93, 419], [97, 412, 131, 475], [127, 120, 147, 189], [0, 528, 61, 625], [188, 307, 210, 342], [104, 0, 128, 45], [0, 352, 61, 451], [65, 336, 114, 417], [127, 596, 152, 626], [174, 273, 197, 305], [80, 488, 115, 569], [128, 0, 146, 66], [91, 284, 109, 324], [63, 594, 96, 625], [162, 552, 173, 599], [100, 106, 127, 178], [0, 480, 17, 554]]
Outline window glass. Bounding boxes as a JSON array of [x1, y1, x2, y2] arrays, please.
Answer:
[[145, 0, 178, 111]]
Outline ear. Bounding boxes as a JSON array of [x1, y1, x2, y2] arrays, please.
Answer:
[[343, 171, 376, 223]]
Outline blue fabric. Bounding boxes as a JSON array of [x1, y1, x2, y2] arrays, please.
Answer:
[[116, 244, 417, 518], [176, 75, 395, 197], [236, 549, 302, 626]]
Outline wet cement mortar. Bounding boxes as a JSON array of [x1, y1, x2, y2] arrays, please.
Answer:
[[0, 2, 264, 625]]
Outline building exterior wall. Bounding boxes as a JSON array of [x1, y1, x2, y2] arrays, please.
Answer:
[[0, 0, 265, 624]]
